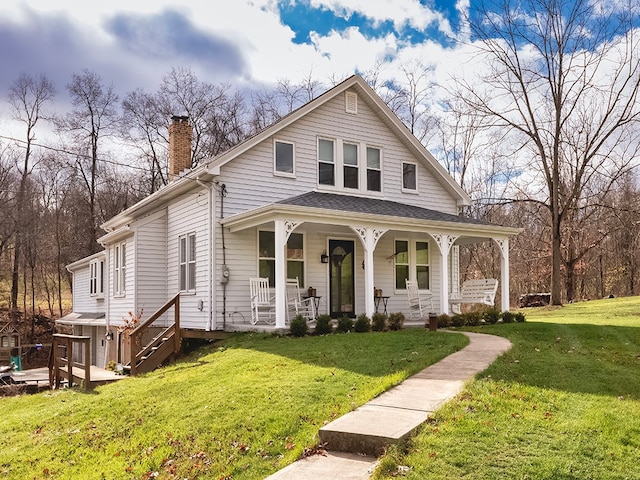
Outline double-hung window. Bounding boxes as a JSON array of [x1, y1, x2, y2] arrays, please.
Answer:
[[258, 231, 305, 287], [114, 242, 126, 296], [402, 162, 417, 191], [395, 239, 430, 290], [179, 233, 196, 292], [343, 142, 359, 189], [274, 140, 294, 176], [89, 259, 104, 297], [366, 147, 381, 192], [318, 138, 335, 186]]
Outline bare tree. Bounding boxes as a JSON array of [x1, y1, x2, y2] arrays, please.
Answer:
[[7, 73, 55, 311], [57, 69, 119, 255], [458, 0, 640, 304]]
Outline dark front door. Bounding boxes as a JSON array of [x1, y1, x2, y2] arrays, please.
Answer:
[[329, 239, 355, 318]]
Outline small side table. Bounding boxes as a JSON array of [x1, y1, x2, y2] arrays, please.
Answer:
[[374, 296, 390, 314]]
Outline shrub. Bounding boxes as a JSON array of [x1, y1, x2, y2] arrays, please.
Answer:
[[290, 315, 308, 337], [388, 312, 405, 331], [451, 313, 466, 327], [314, 314, 333, 335], [515, 312, 526, 323], [354, 313, 371, 333], [501, 311, 515, 324], [436, 314, 451, 328], [371, 312, 388, 331], [336, 315, 354, 333], [465, 311, 483, 326], [483, 308, 501, 325]]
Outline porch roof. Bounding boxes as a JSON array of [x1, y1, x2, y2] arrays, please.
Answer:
[[222, 191, 521, 239], [57, 312, 106, 327]]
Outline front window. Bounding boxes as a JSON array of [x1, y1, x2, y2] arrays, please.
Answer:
[[179, 233, 196, 292], [367, 147, 381, 192], [343, 142, 359, 189], [89, 259, 104, 296], [258, 231, 305, 286], [114, 243, 126, 296], [403, 162, 417, 191], [318, 138, 335, 186], [395, 239, 431, 290], [395, 240, 409, 290], [274, 140, 294, 175]]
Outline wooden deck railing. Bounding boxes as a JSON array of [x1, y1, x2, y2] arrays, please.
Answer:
[[49, 334, 91, 390], [128, 293, 181, 375]]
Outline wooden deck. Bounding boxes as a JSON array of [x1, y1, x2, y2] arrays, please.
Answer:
[[14, 366, 123, 390]]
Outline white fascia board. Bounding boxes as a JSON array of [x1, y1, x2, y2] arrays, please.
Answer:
[[66, 251, 106, 272]]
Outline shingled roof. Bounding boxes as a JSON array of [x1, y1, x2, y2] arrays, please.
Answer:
[[276, 191, 497, 227]]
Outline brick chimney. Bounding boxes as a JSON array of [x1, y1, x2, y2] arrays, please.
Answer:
[[169, 115, 192, 181]]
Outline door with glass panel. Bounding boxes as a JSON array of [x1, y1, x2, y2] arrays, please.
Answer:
[[329, 239, 355, 318]]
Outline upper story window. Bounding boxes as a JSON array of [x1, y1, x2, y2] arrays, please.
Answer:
[[89, 259, 104, 297], [318, 138, 335, 186], [366, 147, 381, 192], [179, 233, 196, 292], [402, 162, 417, 192], [274, 140, 295, 176], [343, 143, 359, 189], [114, 242, 126, 296], [258, 231, 305, 287], [318, 137, 382, 194]]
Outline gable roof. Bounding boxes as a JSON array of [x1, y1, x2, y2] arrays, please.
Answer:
[[102, 74, 470, 232], [206, 75, 471, 206]]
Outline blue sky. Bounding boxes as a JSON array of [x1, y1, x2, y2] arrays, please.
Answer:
[[0, 0, 471, 105]]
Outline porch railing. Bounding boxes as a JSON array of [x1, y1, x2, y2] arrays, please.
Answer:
[[49, 334, 91, 390]]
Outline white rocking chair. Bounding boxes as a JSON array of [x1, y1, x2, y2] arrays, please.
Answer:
[[406, 279, 434, 320], [249, 277, 275, 325], [286, 277, 317, 323]]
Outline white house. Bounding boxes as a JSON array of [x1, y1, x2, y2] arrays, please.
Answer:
[[61, 75, 520, 368]]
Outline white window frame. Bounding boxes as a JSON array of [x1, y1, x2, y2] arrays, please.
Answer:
[[89, 259, 104, 297], [179, 232, 196, 293], [258, 230, 305, 287], [114, 242, 126, 297], [402, 162, 418, 193], [318, 137, 336, 187], [366, 146, 382, 192], [273, 139, 295, 177], [343, 141, 359, 189], [394, 239, 431, 292]]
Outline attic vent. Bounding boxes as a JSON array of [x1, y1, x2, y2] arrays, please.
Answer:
[[345, 91, 358, 114]]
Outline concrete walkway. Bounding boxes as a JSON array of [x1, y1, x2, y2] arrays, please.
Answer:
[[267, 331, 512, 480]]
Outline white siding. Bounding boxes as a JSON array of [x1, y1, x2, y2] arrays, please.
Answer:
[[109, 236, 135, 325], [71, 264, 106, 313], [167, 189, 210, 329], [135, 211, 169, 324]]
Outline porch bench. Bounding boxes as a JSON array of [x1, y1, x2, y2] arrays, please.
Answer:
[[449, 279, 498, 314]]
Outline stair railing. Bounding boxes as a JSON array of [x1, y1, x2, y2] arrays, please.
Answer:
[[128, 293, 181, 375]]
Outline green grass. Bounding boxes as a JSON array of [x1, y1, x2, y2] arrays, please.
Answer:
[[373, 296, 640, 479], [0, 329, 467, 479]]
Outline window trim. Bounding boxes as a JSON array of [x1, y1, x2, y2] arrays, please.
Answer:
[[114, 242, 126, 297], [394, 238, 431, 293], [257, 230, 306, 287], [402, 161, 418, 193], [89, 258, 104, 298], [273, 139, 295, 178], [318, 137, 383, 195], [179, 232, 196, 293], [318, 137, 336, 187], [366, 145, 382, 192]]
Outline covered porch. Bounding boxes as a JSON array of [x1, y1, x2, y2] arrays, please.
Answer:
[[221, 192, 521, 329]]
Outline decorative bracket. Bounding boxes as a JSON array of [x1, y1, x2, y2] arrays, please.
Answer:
[[431, 233, 459, 255], [352, 226, 388, 251]]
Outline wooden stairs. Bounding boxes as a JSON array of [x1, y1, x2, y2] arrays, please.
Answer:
[[126, 293, 181, 376]]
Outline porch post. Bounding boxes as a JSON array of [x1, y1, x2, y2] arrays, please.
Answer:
[[431, 234, 458, 314], [274, 220, 287, 328], [352, 227, 387, 318], [494, 238, 510, 311]]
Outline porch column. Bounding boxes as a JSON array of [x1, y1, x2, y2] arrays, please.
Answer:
[[352, 227, 387, 317], [494, 238, 510, 311], [431, 234, 459, 314], [274, 219, 302, 328]]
